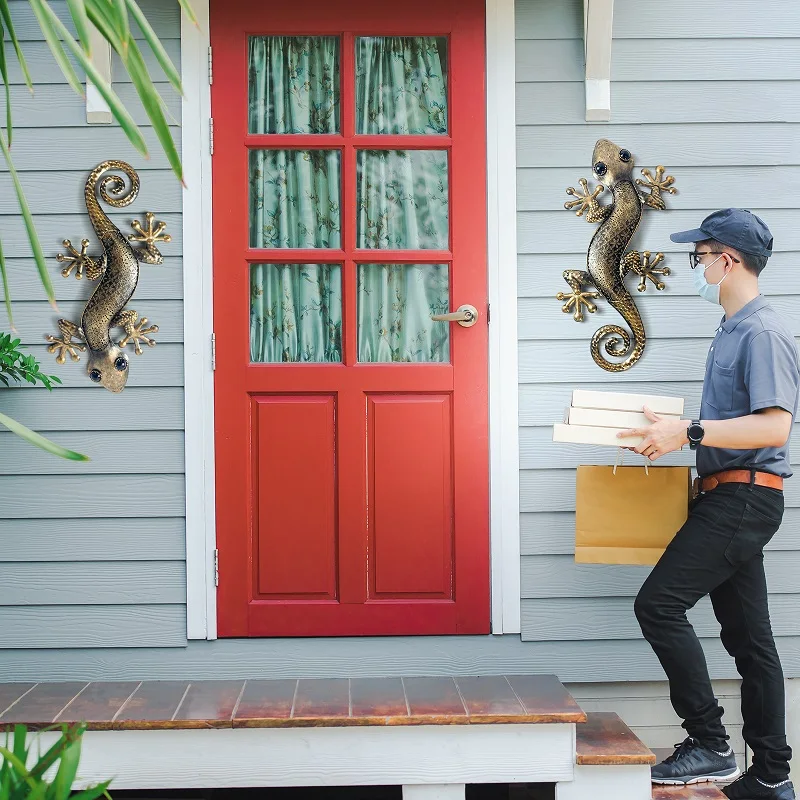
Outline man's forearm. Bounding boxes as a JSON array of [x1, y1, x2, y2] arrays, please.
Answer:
[[694, 411, 792, 450]]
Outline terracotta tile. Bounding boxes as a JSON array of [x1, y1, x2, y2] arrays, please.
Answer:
[[292, 679, 350, 721], [233, 680, 297, 727], [576, 711, 655, 765], [403, 677, 467, 720], [55, 682, 140, 729], [0, 684, 36, 717], [0, 682, 87, 728], [455, 676, 526, 720], [350, 677, 408, 720], [652, 786, 727, 800], [114, 681, 190, 728], [173, 681, 245, 728], [505, 674, 586, 722]]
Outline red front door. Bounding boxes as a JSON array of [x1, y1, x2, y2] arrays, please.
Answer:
[[211, 0, 489, 636]]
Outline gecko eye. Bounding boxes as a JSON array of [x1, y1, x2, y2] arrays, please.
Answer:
[[89, 369, 102, 383], [594, 162, 607, 176], [114, 356, 128, 372], [619, 149, 632, 162]]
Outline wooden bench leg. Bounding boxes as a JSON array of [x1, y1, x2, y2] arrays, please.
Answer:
[[402, 784, 467, 800]]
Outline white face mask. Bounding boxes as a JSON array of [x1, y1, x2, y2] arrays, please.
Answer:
[[692, 254, 728, 304]]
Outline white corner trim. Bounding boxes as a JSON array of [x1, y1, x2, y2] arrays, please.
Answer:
[[583, 0, 614, 122], [86, 25, 112, 124], [486, 0, 521, 634], [181, 0, 217, 640]]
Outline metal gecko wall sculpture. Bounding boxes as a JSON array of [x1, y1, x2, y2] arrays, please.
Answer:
[[45, 160, 170, 392], [556, 138, 677, 372]]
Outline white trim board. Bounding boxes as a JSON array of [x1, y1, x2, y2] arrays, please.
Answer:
[[181, 0, 521, 637], [40, 724, 574, 790]]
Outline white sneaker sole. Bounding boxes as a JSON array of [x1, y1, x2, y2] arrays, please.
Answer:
[[652, 767, 741, 786]]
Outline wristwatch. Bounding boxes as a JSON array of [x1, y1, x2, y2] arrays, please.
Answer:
[[687, 419, 705, 450]]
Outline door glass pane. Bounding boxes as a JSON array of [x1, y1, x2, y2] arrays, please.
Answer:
[[249, 150, 341, 249], [357, 263, 449, 363], [251, 263, 342, 363], [248, 36, 340, 134], [356, 150, 448, 249], [355, 36, 448, 135]]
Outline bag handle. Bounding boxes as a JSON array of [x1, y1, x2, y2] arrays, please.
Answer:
[[613, 446, 649, 477]]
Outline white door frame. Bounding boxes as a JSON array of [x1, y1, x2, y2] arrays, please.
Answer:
[[180, 0, 520, 638]]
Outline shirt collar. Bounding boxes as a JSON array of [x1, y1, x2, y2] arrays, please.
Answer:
[[721, 295, 768, 333]]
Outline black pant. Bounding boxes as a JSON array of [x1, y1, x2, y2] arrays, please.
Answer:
[[634, 481, 792, 782]]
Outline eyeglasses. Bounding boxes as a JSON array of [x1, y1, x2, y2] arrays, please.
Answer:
[[688, 251, 741, 269]]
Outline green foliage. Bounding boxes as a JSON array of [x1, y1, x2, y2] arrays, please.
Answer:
[[0, 722, 112, 799], [0, 332, 61, 390]]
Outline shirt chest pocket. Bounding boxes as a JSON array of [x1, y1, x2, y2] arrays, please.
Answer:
[[708, 361, 735, 411]]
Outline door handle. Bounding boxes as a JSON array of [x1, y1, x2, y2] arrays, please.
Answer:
[[430, 304, 479, 328]]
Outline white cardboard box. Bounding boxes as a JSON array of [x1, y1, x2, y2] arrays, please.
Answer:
[[553, 423, 644, 448], [571, 389, 684, 416], [567, 407, 680, 429]]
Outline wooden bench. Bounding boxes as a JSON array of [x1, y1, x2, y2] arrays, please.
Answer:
[[0, 679, 728, 800]]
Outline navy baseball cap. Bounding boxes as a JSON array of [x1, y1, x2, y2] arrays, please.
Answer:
[[670, 208, 774, 258]]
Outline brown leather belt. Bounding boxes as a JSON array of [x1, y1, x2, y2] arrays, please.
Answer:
[[694, 469, 783, 495]]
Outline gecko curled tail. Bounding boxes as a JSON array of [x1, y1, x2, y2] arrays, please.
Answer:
[[590, 290, 646, 373], [85, 160, 140, 241]]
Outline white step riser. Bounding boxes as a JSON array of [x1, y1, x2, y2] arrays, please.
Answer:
[[556, 764, 653, 800]]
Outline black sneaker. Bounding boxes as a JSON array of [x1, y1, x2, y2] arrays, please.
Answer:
[[651, 737, 741, 785], [723, 771, 795, 800]]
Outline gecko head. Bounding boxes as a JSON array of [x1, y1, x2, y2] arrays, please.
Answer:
[[591, 138, 635, 186], [87, 347, 129, 393]]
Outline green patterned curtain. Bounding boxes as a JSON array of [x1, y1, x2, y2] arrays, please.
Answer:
[[248, 35, 450, 364]]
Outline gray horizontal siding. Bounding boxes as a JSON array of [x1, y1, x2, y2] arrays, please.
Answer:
[[517, 0, 800, 678], [0, 518, 186, 561]]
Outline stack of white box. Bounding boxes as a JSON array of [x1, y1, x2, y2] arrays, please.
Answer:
[[553, 390, 685, 448]]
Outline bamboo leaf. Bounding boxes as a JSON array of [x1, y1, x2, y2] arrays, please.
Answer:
[[0, 129, 56, 309], [0, 412, 90, 461], [28, 0, 85, 97], [126, 0, 183, 94], [66, 0, 93, 55], [84, 0, 124, 53], [37, 2, 149, 158], [51, 736, 81, 800], [113, 0, 130, 52], [0, 237, 13, 332], [177, 0, 198, 26], [0, 0, 33, 91], [125, 40, 183, 183], [0, 18, 13, 144]]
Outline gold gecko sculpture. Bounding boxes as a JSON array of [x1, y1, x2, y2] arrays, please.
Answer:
[[45, 161, 170, 392], [557, 138, 677, 372]]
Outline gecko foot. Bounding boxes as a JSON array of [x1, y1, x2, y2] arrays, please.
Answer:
[[629, 250, 670, 292], [115, 310, 159, 355], [56, 239, 104, 280], [129, 212, 171, 264], [557, 269, 600, 321], [564, 179, 611, 223], [45, 319, 86, 364], [636, 165, 677, 211]]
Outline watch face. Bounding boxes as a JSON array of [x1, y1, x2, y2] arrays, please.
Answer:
[[688, 423, 704, 442]]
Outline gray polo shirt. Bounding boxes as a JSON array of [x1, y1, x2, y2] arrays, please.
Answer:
[[698, 295, 800, 478]]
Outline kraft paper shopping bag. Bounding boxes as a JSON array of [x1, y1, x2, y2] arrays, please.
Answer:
[[575, 465, 692, 565]]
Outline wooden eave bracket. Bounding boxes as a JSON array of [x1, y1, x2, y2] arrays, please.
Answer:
[[583, 0, 614, 122], [86, 24, 113, 124]]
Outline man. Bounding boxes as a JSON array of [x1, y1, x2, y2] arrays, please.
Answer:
[[617, 209, 799, 800]]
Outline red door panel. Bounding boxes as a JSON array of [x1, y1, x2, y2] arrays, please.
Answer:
[[211, 0, 489, 636]]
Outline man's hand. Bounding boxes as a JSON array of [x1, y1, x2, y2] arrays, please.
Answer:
[[616, 405, 690, 461]]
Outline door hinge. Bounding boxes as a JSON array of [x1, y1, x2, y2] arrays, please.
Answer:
[[487, 303, 491, 323], [208, 45, 213, 85], [211, 332, 216, 370], [209, 118, 214, 155], [213, 548, 219, 587]]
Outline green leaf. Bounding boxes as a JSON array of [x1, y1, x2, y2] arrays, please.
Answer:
[[28, 0, 86, 97], [36, 2, 149, 158], [0, 237, 12, 332], [0, 129, 56, 309], [126, 0, 183, 94], [176, 0, 198, 26], [0, 18, 13, 145], [84, 0, 124, 53], [125, 40, 183, 183], [113, 0, 130, 51], [66, 0, 93, 55], [69, 781, 113, 800], [0, 0, 33, 92], [0, 412, 89, 461], [52, 737, 81, 800]]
